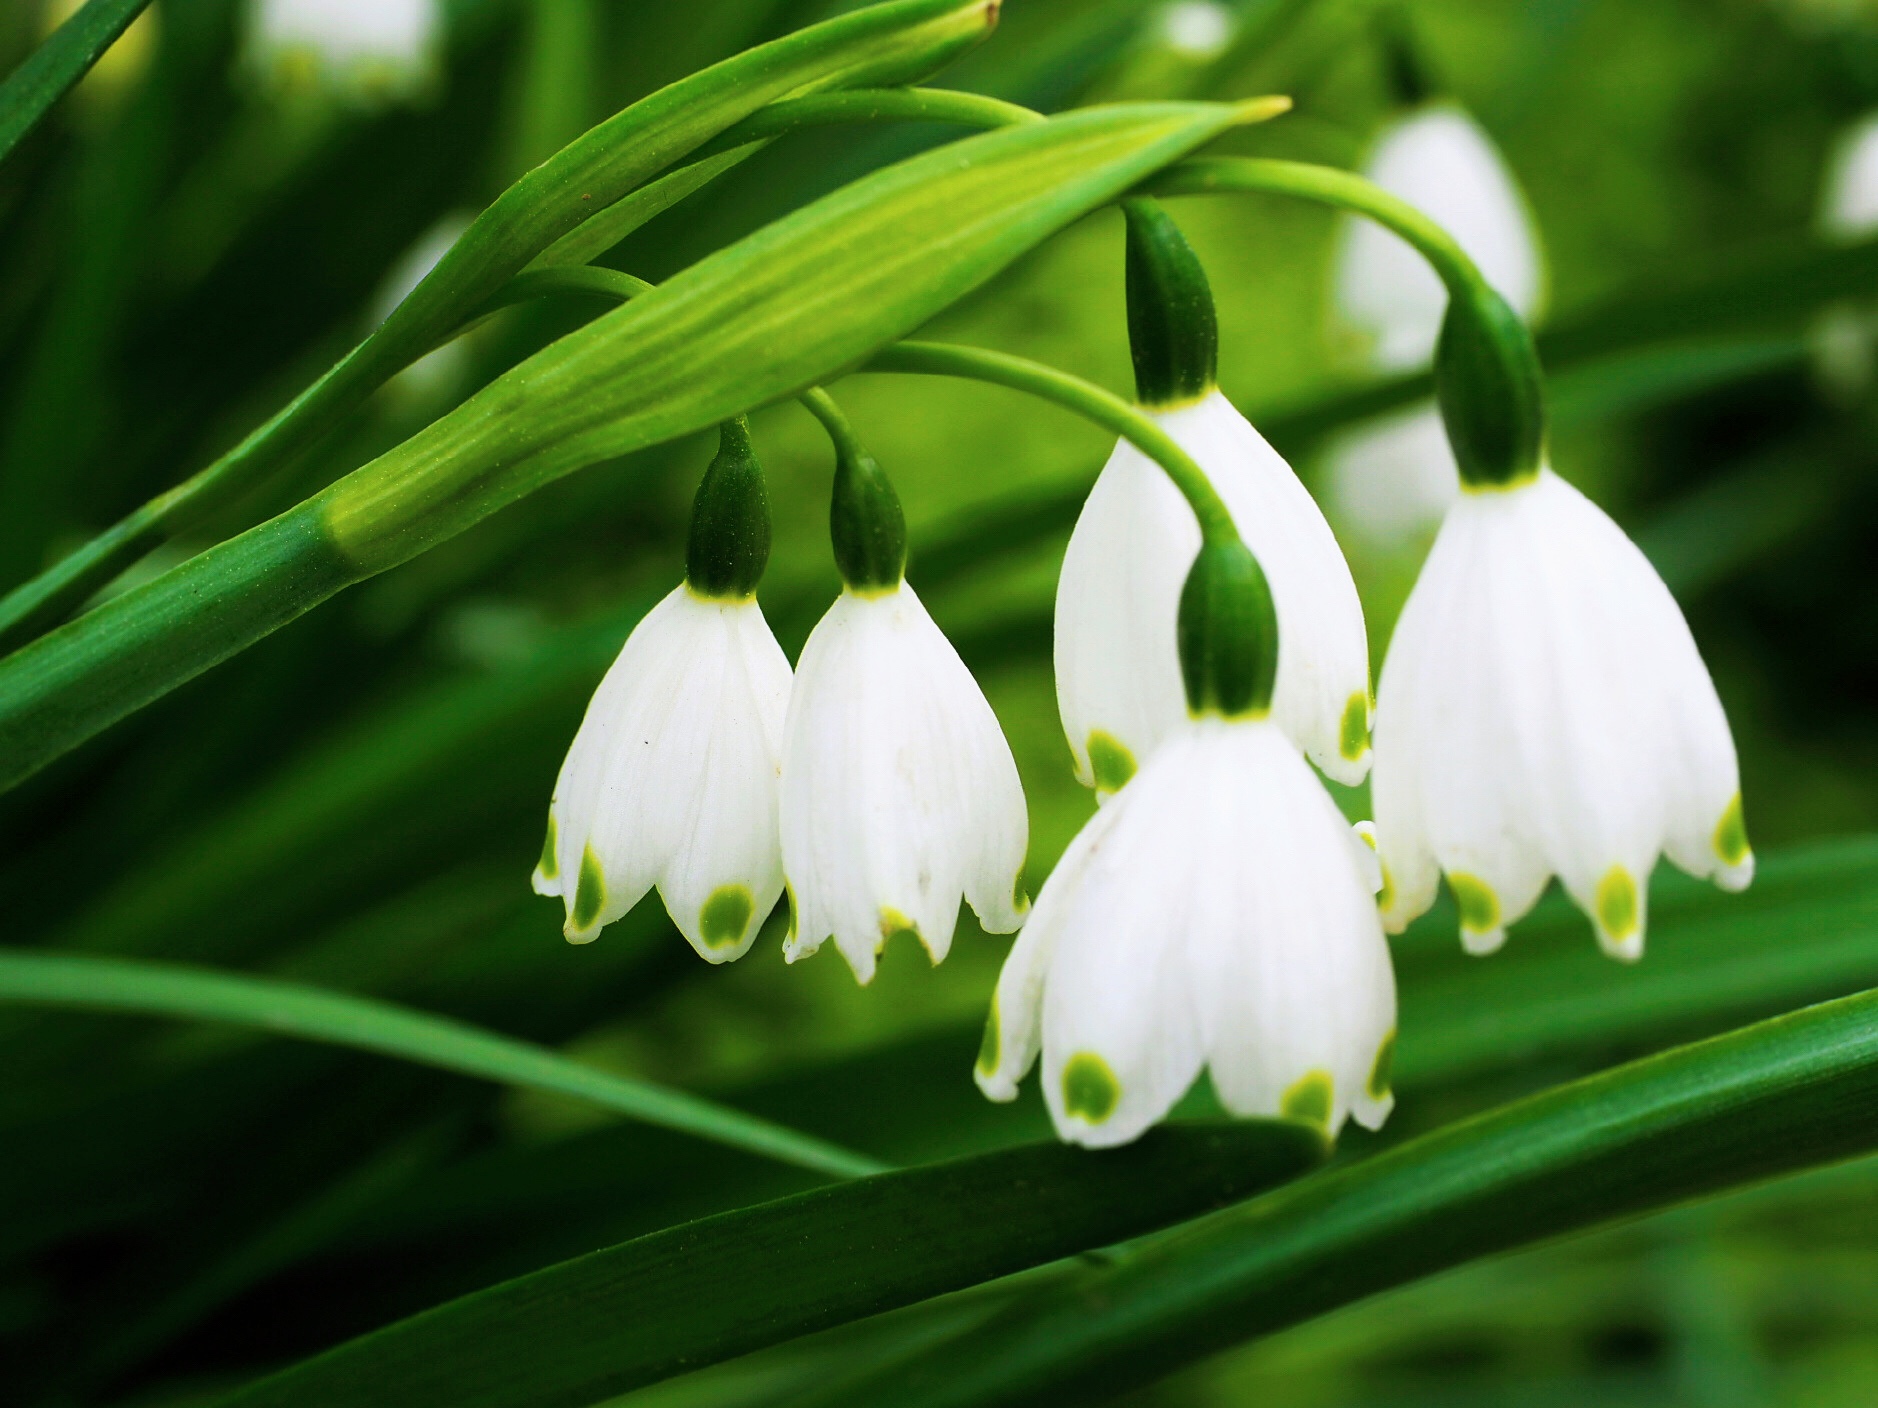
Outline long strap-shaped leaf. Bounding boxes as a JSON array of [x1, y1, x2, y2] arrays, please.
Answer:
[[0, 99, 1261, 795], [0, 949, 883, 1179], [204, 1121, 1322, 1408], [779, 984, 1878, 1408], [0, 0, 152, 165]]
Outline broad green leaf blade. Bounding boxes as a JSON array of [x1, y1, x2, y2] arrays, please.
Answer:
[[786, 986, 1878, 1408], [0, 0, 152, 165], [0, 99, 1260, 793], [0, 0, 997, 653], [0, 949, 883, 1179], [206, 1122, 1323, 1408]]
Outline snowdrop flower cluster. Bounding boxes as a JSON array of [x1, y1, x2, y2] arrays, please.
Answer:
[[982, 201, 1397, 1144], [249, 0, 441, 100], [536, 403, 1028, 984], [1326, 103, 1544, 544]]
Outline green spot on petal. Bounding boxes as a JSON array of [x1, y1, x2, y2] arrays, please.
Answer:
[[1596, 864, 1639, 941], [1449, 872, 1500, 936], [1377, 860, 1396, 915], [785, 882, 799, 940], [1281, 1070, 1334, 1128], [879, 907, 917, 943], [1086, 730, 1136, 793], [699, 884, 754, 952], [572, 845, 606, 932], [1062, 1052, 1120, 1124], [976, 996, 1001, 1077], [1013, 870, 1030, 913], [1339, 692, 1370, 762], [536, 813, 558, 881], [1714, 793, 1751, 867], [1367, 1031, 1396, 1101]]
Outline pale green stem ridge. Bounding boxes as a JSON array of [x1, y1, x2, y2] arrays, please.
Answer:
[[0, 947, 889, 1180], [1145, 156, 1487, 298], [859, 341, 1238, 544], [0, 74, 1019, 653]]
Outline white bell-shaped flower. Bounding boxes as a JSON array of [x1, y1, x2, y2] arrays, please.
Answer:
[[1055, 389, 1373, 791], [1821, 110, 1878, 239], [534, 585, 792, 962], [1336, 104, 1543, 373], [250, 0, 441, 98], [1371, 467, 1753, 961], [976, 714, 1397, 1148], [1327, 105, 1544, 544], [780, 581, 1029, 985]]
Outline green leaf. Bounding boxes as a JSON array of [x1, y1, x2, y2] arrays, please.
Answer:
[[0, 0, 999, 652], [206, 1122, 1323, 1408], [0, 0, 153, 166], [0, 948, 884, 1179], [0, 98, 1260, 794], [781, 985, 1878, 1408]]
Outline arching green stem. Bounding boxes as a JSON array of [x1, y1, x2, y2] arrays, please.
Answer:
[[0, 89, 1031, 655], [1145, 156, 1482, 296], [859, 341, 1238, 545]]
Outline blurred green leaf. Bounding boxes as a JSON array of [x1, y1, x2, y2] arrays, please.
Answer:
[[207, 1121, 1322, 1408], [0, 948, 884, 1178], [781, 985, 1878, 1408], [0, 0, 153, 166]]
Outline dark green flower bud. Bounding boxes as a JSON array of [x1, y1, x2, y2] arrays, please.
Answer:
[[685, 418, 772, 599], [1124, 197, 1218, 408], [1435, 283, 1547, 489], [1178, 538, 1278, 718], [829, 429, 908, 593]]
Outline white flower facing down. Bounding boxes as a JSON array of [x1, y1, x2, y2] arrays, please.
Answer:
[[1372, 468, 1753, 961], [534, 585, 792, 963], [1335, 104, 1543, 373], [977, 715, 1397, 1148], [1821, 110, 1878, 240], [1328, 106, 1544, 544], [1055, 389, 1372, 791], [781, 582, 1029, 985], [250, 0, 441, 97]]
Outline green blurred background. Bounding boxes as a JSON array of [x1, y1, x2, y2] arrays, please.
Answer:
[[6, 0, 1878, 1403]]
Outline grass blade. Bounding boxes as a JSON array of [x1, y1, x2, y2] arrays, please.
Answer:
[[0, 0, 152, 165], [787, 985, 1878, 1408], [205, 1121, 1323, 1408], [0, 948, 884, 1179]]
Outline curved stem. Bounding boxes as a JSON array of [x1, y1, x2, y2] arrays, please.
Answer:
[[1144, 156, 1485, 297], [858, 341, 1237, 545], [796, 385, 871, 461], [0, 91, 1037, 657], [473, 265, 655, 319], [0, 947, 889, 1180]]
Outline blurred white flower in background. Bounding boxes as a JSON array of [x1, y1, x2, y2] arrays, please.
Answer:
[[1811, 110, 1878, 399], [1158, 1, 1235, 60], [249, 0, 442, 101], [1326, 104, 1545, 545], [370, 211, 476, 410]]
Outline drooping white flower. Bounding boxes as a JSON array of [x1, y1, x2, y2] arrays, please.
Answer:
[[977, 714, 1397, 1148], [1335, 104, 1543, 373], [1055, 388, 1372, 791], [780, 582, 1029, 985], [1371, 467, 1753, 961], [250, 0, 441, 99], [1821, 110, 1878, 239], [1327, 105, 1544, 543], [534, 584, 792, 963]]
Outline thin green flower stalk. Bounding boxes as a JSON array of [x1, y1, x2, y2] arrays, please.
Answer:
[[779, 388, 1029, 985]]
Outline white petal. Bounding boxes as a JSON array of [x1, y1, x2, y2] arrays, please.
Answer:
[[1335, 105, 1544, 372], [1054, 391, 1371, 787], [1053, 434, 1196, 792], [1323, 401, 1459, 546], [1165, 393, 1373, 784], [653, 601, 793, 963], [252, 0, 439, 91], [781, 584, 1027, 984], [1193, 722, 1397, 1136], [1822, 111, 1878, 239], [1373, 468, 1749, 959]]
